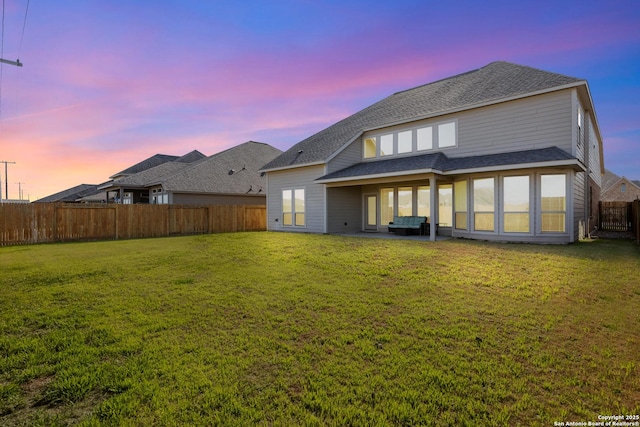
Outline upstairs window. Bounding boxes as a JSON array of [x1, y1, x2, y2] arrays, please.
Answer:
[[438, 122, 456, 148], [363, 120, 456, 159], [364, 138, 376, 159], [398, 131, 412, 154], [417, 126, 433, 151], [380, 134, 393, 156]]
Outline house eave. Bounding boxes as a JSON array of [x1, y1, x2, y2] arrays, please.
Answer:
[[261, 160, 326, 173], [315, 159, 583, 186]]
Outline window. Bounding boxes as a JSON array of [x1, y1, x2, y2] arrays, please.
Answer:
[[438, 184, 452, 227], [621, 183, 627, 193], [417, 126, 433, 151], [454, 181, 467, 230], [398, 187, 412, 216], [541, 175, 566, 232], [364, 120, 455, 159], [398, 131, 412, 154], [438, 122, 456, 148], [282, 189, 305, 226], [380, 134, 393, 156], [503, 176, 530, 232], [473, 178, 494, 231], [417, 186, 430, 218], [364, 137, 376, 159], [381, 188, 394, 225]]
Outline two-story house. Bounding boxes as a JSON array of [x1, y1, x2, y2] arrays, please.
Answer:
[[261, 62, 604, 244]]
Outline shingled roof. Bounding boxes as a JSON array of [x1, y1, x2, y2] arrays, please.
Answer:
[[262, 61, 585, 171], [316, 147, 577, 182], [33, 183, 102, 203], [152, 141, 282, 194]]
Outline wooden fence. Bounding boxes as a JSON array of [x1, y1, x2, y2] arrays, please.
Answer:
[[0, 203, 266, 246], [599, 201, 633, 231]]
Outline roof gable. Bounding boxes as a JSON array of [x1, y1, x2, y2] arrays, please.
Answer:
[[263, 61, 585, 171]]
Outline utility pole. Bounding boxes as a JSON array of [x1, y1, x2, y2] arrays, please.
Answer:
[[0, 57, 23, 203], [0, 161, 16, 202], [15, 182, 25, 200]]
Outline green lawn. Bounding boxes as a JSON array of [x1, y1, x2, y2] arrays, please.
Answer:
[[1, 233, 639, 426]]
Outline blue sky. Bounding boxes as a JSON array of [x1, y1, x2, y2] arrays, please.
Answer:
[[0, 0, 638, 200]]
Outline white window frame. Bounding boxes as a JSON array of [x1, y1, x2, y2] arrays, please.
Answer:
[[282, 188, 306, 227]]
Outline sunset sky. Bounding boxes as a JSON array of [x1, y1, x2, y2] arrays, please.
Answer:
[[0, 0, 638, 201]]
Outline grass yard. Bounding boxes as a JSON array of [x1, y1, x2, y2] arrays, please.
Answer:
[[0, 233, 639, 426]]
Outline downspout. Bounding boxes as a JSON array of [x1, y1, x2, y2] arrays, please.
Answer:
[[584, 110, 591, 238], [430, 176, 437, 241]]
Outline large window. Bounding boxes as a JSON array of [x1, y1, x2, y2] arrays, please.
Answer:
[[503, 176, 530, 232], [381, 188, 394, 225], [541, 175, 566, 232], [438, 184, 452, 227], [473, 178, 494, 231], [398, 187, 412, 216], [454, 180, 467, 230], [282, 189, 305, 226], [417, 186, 430, 218]]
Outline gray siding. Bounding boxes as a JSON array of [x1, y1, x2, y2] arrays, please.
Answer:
[[327, 138, 362, 174], [326, 187, 361, 233], [266, 165, 326, 233], [455, 90, 573, 157], [356, 90, 574, 163], [588, 124, 602, 188]]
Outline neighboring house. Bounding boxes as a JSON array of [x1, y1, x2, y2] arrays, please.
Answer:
[[145, 141, 282, 205], [601, 169, 640, 202], [99, 150, 206, 204], [100, 142, 281, 205], [261, 61, 604, 244], [33, 183, 103, 203]]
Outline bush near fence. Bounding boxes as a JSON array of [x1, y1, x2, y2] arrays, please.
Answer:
[[0, 203, 266, 246]]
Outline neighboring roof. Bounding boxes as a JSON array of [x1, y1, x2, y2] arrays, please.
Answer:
[[100, 161, 194, 190], [33, 184, 101, 203], [101, 150, 207, 190], [602, 169, 621, 190], [154, 141, 282, 194], [109, 153, 180, 179], [263, 61, 586, 171], [316, 147, 578, 182]]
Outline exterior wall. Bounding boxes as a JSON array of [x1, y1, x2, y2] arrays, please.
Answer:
[[326, 187, 361, 233], [171, 193, 266, 206], [266, 165, 326, 233], [327, 138, 362, 174], [588, 123, 602, 188], [354, 89, 574, 162], [602, 178, 640, 202]]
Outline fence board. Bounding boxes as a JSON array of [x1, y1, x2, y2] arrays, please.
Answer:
[[0, 203, 266, 246], [599, 201, 632, 231]]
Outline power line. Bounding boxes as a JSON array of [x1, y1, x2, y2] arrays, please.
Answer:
[[18, 0, 29, 57]]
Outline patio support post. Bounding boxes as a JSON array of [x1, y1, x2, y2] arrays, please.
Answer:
[[430, 176, 437, 241]]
